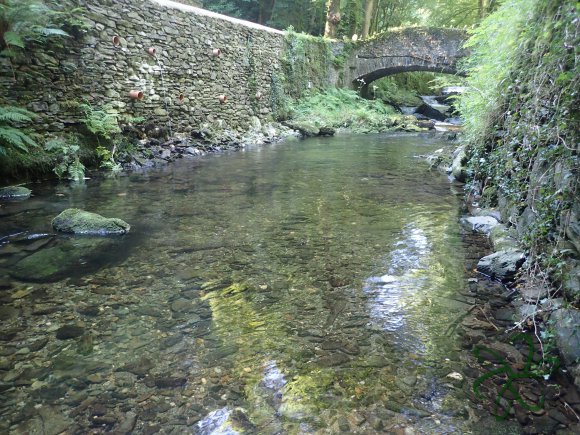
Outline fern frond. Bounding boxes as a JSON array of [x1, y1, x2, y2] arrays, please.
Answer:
[[0, 106, 36, 124], [0, 126, 37, 152]]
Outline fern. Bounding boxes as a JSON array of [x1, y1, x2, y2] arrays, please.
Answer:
[[0, 106, 36, 123], [1, 0, 72, 59], [0, 106, 37, 155]]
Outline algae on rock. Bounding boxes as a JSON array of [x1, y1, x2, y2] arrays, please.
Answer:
[[52, 208, 130, 235]]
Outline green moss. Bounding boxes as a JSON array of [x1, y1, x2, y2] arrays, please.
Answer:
[[52, 208, 131, 235]]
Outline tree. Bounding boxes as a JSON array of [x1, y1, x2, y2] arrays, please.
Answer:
[[324, 0, 341, 38], [362, 0, 375, 38]]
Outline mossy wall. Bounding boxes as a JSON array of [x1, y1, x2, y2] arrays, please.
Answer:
[[466, 0, 579, 301], [0, 0, 332, 138]]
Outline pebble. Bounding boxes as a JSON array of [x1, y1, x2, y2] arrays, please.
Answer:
[[55, 325, 85, 340]]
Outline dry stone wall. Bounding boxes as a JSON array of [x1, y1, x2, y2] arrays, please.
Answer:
[[0, 0, 327, 136]]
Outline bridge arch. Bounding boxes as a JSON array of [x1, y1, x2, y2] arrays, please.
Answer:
[[338, 27, 468, 89]]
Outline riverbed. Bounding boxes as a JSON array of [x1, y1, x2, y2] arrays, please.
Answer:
[[1, 133, 491, 434]]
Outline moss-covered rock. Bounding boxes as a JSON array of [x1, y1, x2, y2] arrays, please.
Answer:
[[0, 186, 31, 200], [52, 208, 130, 236], [282, 121, 319, 137]]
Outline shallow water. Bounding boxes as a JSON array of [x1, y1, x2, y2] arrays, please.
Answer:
[[1, 134, 482, 433]]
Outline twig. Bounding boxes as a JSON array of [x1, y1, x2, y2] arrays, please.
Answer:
[[478, 306, 500, 331]]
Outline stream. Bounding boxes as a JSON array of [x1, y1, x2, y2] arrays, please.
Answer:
[[0, 133, 492, 434]]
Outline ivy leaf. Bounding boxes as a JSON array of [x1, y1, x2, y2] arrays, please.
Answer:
[[3, 31, 25, 49]]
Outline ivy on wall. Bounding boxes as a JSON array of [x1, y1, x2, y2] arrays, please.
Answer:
[[461, 0, 579, 299]]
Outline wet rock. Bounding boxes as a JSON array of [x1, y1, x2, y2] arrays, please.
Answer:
[[52, 208, 130, 235], [445, 372, 464, 388], [10, 238, 119, 282], [282, 121, 319, 137], [316, 352, 350, 367], [0, 305, 19, 321], [318, 126, 336, 136], [29, 337, 49, 352], [461, 216, 499, 235], [489, 224, 519, 252], [116, 357, 154, 377], [494, 307, 514, 322], [551, 308, 580, 365], [76, 305, 100, 317], [170, 298, 195, 313], [56, 325, 85, 340], [196, 407, 256, 435], [0, 186, 31, 200], [152, 376, 187, 389], [416, 102, 447, 121], [449, 146, 468, 182], [477, 250, 525, 282], [117, 411, 137, 434], [419, 119, 437, 130]]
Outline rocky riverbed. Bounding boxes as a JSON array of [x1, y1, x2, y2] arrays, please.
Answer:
[[1, 133, 578, 434]]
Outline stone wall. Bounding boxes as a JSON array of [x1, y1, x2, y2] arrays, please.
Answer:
[[0, 0, 330, 137]]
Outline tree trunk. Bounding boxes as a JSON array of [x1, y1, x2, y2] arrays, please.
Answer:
[[259, 0, 276, 25], [324, 0, 341, 38], [362, 0, 376, 39]]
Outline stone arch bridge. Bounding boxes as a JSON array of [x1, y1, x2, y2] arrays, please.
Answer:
[[337, 27, 468, 92]]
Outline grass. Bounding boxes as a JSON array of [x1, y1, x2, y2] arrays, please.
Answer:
[[288, 88, 400, 133]]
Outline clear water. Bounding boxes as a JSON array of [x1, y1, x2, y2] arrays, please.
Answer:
[[0, 134, 480, 434]]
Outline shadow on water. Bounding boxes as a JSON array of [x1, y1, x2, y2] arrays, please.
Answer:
[[0, 133, 496, 433]]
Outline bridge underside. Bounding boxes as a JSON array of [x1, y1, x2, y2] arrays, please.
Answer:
[[356, 65, 459, 87]]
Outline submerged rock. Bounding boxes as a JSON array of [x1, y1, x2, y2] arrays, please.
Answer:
[[10, 237, 121, 282], [0, 186, 31, 200], [477, 250, 525, 282], [52, 208, 130, 235], [196, 407, 256, 435]]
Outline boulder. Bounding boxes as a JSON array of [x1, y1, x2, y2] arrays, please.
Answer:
[[415, 103, 447, 121], [52, 208, 130, 235], [0, 186, 31, 200], [415, 120, 435, 129], [449, 146, 468, 182], [489, 224, 519, 251], [460, 216, 499, 235], [551, 308, 580, 366], [477, 250, 525, 282], [282, 121, 319, 137], [318, 126, 336, 136]]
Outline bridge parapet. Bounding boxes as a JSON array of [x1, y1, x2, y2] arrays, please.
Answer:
[[337, 27, 469, 89]]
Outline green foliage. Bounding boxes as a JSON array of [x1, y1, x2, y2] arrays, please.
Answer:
[[289, 88, 398, 132], [460, 0, 579, 290], [0, 0, 70, 58], [458, 0, 537, 144], [79, 103, 121, 141], [45, 137, 85, 182], [95, 145, 122, 172], [0, 106, 37, 155], [281, 28, 333, 99], [372, 72, 454, 106]]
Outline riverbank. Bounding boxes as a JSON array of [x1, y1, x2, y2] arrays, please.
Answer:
[[420, 141, 580, 432]]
